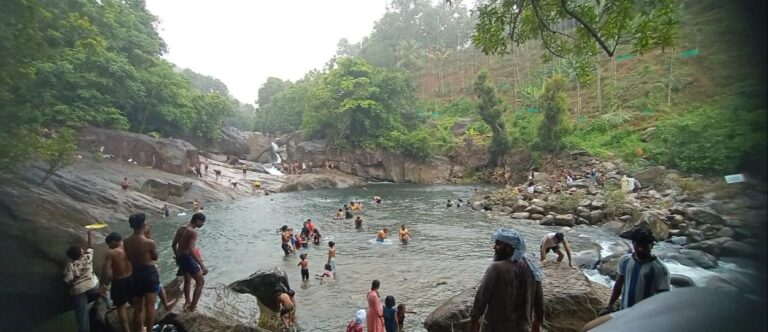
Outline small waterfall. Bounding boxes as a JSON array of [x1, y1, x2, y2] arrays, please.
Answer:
[[270, 142, 282, 163], [262, 141, 283, 175]]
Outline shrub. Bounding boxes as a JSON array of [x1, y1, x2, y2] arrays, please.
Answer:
[[552, 191, 585, 214]]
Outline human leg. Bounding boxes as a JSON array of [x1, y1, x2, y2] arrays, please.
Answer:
[[189, 272, 205, 312], [116, 304, 130, 332], [72, 293, 89, 332], [556, 248, 565, 263], [131, 296, 144, 332], [183, 274, 192, 309], [143, 292, 158, 331]]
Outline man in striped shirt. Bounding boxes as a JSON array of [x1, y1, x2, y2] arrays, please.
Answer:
[[602, 227, 670, 314]]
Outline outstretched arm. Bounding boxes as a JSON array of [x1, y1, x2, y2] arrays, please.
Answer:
[[563, 239, 574, 268]]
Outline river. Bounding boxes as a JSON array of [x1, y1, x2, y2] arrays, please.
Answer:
[[35, 184, 763, 331]]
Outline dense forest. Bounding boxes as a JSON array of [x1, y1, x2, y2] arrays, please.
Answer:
[[1, 0, 765, 180]]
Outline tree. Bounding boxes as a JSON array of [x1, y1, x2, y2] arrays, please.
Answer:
[[467, 0, 678, 59], [35, 128, 77, 185], [256, 77, 291, 108], [473, 70, 510, 167], [535, 75, 569, 152]]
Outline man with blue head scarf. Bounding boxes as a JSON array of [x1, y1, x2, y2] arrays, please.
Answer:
[[470, 228, 544, 332]]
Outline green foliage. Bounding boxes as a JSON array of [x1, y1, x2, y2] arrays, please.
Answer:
[[180, 68, 229, 94], [648, 107, 761, 175], [301, 58, 418, 148], [470, 0, 678, 59], [35, 128, 77, 184], [534, 75, 569, 152], [603, 185, 630, 218], [473, 70, 510, 167], [552, 191, 585, 214]]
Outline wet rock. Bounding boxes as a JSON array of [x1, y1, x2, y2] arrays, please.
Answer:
[[278, 173, 365, 192], [512, 199, 529, 212], [495, 205, 512, 214], [590, 199, 605, 210], [720, 241, 757, 258], [670, 274, 696, 288], [423, 264, 611, 332], [686, 229, 706, 243], [530, 198, 547, 207], [599, 253, 625, 280], [686, 207, 725, 225], [576, 217, 590, 225], [524, 205, 545, 215], [554, 214, 575, 227], [715, 227, 735, 238], [666, 236, 687, 246], [704, 276, 739, 293], [587, 211, 606, 224], [470, 200, 485, 211], [686, 237, 732, 257], [600, 221, 625, 235], [540, 215, 555, 226], [511, 212, 531, 219], [670, 214, 685, 227], [229, 268, 291, 312], [658, 249, 717, 269], [574, 249, 601, 269], [530, 214, 545, 220], [576, 206, 591, 217], [624, 210, 669, 241]]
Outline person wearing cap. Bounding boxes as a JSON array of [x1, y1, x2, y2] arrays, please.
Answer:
[[470, 228, 544, 332], [601, 227, 670, 315]]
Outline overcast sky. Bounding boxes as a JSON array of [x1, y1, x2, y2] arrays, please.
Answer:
[[145, 0, 389, 104]]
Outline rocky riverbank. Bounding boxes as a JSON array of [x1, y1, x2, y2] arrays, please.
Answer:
[[0, 127, 367, 330]]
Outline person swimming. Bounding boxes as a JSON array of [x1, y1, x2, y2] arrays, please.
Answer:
[[374, 196, 382, 204], [376, 228, 389, 242]]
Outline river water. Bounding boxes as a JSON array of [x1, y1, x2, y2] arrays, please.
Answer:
[[49, 184, 763, 331]]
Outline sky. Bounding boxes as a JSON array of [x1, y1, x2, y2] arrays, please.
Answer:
[[145, 0, 389, 104]]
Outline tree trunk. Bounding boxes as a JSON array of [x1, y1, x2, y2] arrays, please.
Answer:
[[667, 46, 675, 108], [596, 57, 602, 114]]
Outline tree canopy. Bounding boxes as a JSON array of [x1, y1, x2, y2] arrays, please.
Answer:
[[467, 0, 679, 58]]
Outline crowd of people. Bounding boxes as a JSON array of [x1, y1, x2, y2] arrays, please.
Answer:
[[64, 213, 209, 332], [279, 160, 343, 175]]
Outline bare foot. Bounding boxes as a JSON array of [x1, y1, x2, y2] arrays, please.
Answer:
[[186, 304, 197, 312], [183, 302, 192, 312], [164, 298, 179, 310]]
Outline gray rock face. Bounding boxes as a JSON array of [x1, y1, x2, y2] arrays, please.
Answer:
[[139, 178, 191, 201], [278, 173, 366, 192], [244, 131, 274, 162], [323, 148, 455, 183], [79, 127, 198, 175], [210, 126, 250, 156], [686, 207, 725, 225]]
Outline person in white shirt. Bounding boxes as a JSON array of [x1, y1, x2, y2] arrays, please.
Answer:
[[539, 232, 575, 269], [63, 229, 101, 332]]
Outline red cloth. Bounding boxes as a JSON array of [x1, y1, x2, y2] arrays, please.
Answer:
[[367, 290, 384, 332]]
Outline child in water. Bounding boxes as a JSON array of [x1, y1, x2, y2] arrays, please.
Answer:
[[316, 263, 334, 284], [397, 303, 416, 331], [346, 309, 365, 332], [312, 230, 322, 245], [383, 295, 398, 332], [297, 253, 309, 282]]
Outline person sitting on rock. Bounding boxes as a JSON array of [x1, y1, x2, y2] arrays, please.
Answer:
[[601, 227, 670, 315], [539, 232, 575, 269]]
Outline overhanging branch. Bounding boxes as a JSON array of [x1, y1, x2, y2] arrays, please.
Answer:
[[559, 0, 614, 57]]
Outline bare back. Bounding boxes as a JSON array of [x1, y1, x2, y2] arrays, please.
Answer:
[[123, 234, 158, 266], [177, 226, 197, 256], [106, 247, 133, 279]]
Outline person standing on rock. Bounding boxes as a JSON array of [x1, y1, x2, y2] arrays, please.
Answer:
[[203, 158, 209, 174], [171, 212, 207, 312], [470, 228, 544, 332], [124, 213, 160, 332], [601, 227, 670, 315], [539, 232, 575, 269], [64, 229, 101, 332], [367, 280, 385, 332], [101, 232, 133, 332]]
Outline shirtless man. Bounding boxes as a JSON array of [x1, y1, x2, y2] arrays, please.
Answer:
[[192, 199, 200, 213], [203, 158, 209, 174], [280, 225, 292, 256], [172, 213, 207, 312], [376, 228, 389, 242], [398, 225, 411, 244], [540, 232, 575, 269], [123, 213, 159, 332], [102, 232, 133, 332], [276, 288, 294, 328], [354, 216, 363, 229]]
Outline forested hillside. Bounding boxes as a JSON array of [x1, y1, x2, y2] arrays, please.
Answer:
[[254, 0, 766, 178]]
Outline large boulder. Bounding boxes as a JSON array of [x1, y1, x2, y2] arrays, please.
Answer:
[[294, 139, 328, 162], [423, 264, 611, 332], [278, 173, 366, 192], [657, 249, 718, 269], [686, 237, 733, 257], [326, 148, 455, 183], [209, 126, 250, 156], [591, 287, 766, 332], [244, 131, 274, 162], [228, 268, 291, 312], [574, 249, 601, 269], [554, 214, 576, 227], [139, 179, 191, 201], [670, 274, 696, 288], [686, 207, 726, 225], [79, 127, 198, 175], [623, 210, 670, 241], [632, 166, 667, 188]]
